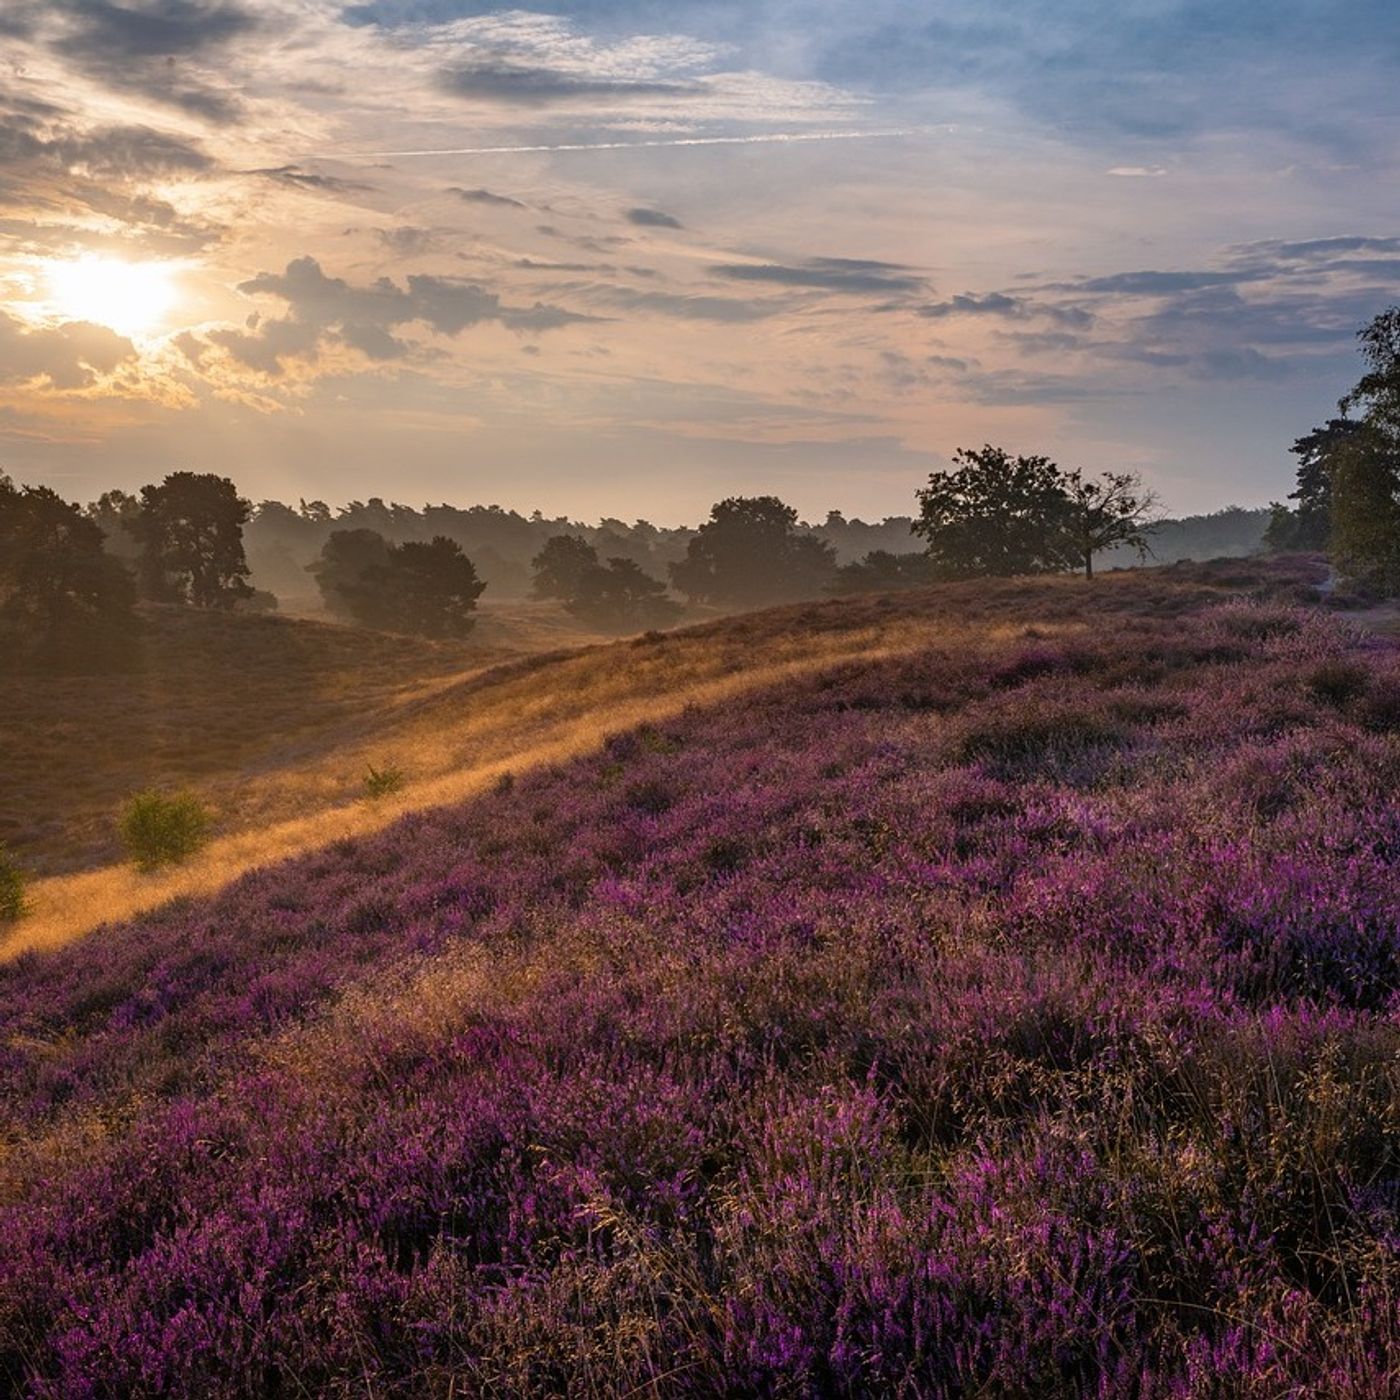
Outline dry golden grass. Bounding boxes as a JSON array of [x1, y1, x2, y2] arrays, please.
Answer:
[[1, 564, 1298, 962]]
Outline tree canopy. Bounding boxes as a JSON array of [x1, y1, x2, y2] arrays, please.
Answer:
[[669, 496, 837, 607], [315, 533, 486, 637], [132, 473, 253, 609], [531, 535, 680, 631], [0, 475, 136, 669]]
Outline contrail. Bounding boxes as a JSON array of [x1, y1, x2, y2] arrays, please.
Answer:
[[346, 128, 918, 159]]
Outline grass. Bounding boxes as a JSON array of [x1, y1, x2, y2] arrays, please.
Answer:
[[2, 553, 1398, 1393]]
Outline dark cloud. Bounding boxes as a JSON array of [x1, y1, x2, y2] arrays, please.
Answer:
[[0, 307, 136, 389], [626, 207, 683, 229], [714, 257, 925, 294], [43, 0, 263, 124], [377, 226, 434, 256], [211, 255, 599, 372], [247, 166, 370, 194], [916, 291, 1092, 327], [451, 187, 527, 209], [438, 63, 698, 106], [595, 286, 785, 322], [1077, 269, 1265, 295]]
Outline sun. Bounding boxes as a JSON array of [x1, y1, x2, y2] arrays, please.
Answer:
[[44, 255, 179, 339]]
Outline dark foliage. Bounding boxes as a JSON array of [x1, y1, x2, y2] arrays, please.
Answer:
[[132, 473, 253, 609]]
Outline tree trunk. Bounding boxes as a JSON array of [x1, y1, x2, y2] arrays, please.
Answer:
[[1084, 550, 1093, 579]]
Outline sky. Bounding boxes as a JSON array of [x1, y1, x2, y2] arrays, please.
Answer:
[[1, 0, 1399, 524]]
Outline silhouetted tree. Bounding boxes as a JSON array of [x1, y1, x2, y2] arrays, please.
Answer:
[[308, 528, 392, 619], [531, 535, 598, 601], [830, 550, 940, 594], [1061, 470, 1161, 578], [670, 496, 837, 606], [1263, 419, 1366, 552], [914, 446, 1071, 577], [0, 475, 136, 668], [132, 473, 252, 608], [532, 535, 679, 629], [1341, 306, 1400, 435], [84, 489, 143, 563], [350, 536, 486, 638]]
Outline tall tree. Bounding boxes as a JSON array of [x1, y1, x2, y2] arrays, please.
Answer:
[[1060, 470, 1161, 578], [132, 473, 253, 609], [1264, 418, 1366, 552], [1341, 306, 1400, 435], [0, 475, 136, 668], [913, 446, 1071, 577], [1328, 424, 1400, 593], [531, 535, 680, 630], [669, 496, 837, 607]]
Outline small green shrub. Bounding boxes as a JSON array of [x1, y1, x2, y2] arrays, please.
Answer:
[[0, 846, 28, 922], [120, 790, 210, 870], [362, 763, 406, 799]]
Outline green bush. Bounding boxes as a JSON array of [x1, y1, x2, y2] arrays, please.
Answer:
[[120, 790, 210, 870], [0, 846, 27, 922], [362, 763, 406, 799]]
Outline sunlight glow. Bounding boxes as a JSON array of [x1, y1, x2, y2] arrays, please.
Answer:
[[44, 255, 179, 339]]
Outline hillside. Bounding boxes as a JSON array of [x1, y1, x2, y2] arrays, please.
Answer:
[[4, 560, 1319, 961], [5, 557, 1400, 1394]]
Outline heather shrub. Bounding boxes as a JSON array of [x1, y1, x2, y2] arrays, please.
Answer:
[[0, 844, 26, 921], [362, 762, 406, 799], [119, 789, 210, 869], [1305, 658, 1370, 706]]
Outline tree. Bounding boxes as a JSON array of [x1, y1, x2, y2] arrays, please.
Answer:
[[84, 489, 143, 562], [0, 475, 136, 669], [669, 496, 837, 607], [531, 535, 680, 630], [531, 535, 598, 602], [1341, 306, 1400, 436], [1264, 419, 1367, 552], [913, 446, 1071, 577], [308, 528, 392, 618], [830, 550, 940, 595], [348, 536, 486, 638], [1060, 470, 1161, 578], [1328, 424, 1400, 593], [132, 473, 253, 608]]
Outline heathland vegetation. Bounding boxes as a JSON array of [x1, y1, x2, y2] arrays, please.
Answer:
[[2, 307, 1400, 1393]]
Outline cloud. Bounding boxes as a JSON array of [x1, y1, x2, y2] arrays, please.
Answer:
[[41, 0, 264, 124], [915, 291, 1092, 326], [438, 63, 698, 106], [593, 286, 786, 322], [451, 187, 527, 209], [209, 255, 599, 373], [1076, 269, 1265, 295], [0, 308, 136, 389], [246, 166, 370, 195], [714, 257, 925, 294], [626, 207, 683, 229]]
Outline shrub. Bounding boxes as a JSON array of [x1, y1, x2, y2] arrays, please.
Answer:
[[119, 790, 210, 869], [0, 845, 27, 921], [1305, 659, 1369, 707], [363, 763, 406, 799]]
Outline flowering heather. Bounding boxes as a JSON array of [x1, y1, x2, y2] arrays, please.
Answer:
[[3, 565, 1400, 1396]]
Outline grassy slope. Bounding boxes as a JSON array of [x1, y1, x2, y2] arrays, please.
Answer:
[[2, 564, 1302, 960], [7, 555, 1400, 1394]]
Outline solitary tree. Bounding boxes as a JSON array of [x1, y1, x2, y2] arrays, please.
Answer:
[[913, 446, 1071, 577], [1060, 469, 1161, 578], [308, 528, 392, 618], [0, 475, 136, 668], [670, 496, 837, 607], [132, 473, 253, 608], [350, 536, 486, 638]]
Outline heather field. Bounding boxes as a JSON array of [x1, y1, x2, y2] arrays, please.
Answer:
[[6, 561, 1400, 1395]]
